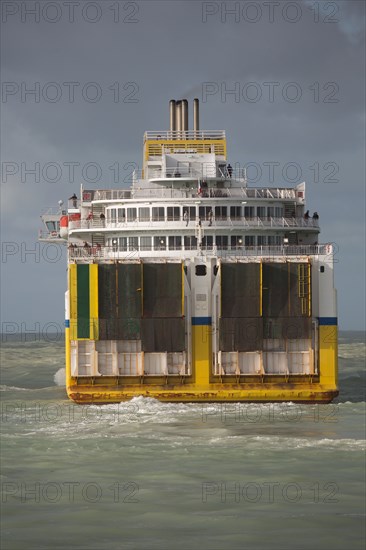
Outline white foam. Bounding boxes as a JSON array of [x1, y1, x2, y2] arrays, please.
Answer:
[[0, 384, 29, 391], [54, 368, 66, 386]]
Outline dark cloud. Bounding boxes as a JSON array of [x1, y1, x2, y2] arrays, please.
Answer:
[[1, 0, 365, 329]]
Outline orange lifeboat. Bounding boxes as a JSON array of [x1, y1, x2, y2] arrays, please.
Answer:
[[60, 213, 81, 238]]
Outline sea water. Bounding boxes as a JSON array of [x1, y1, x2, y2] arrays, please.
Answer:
[[1, 332, 365, 550]]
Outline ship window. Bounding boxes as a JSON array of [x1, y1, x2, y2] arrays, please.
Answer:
[[258, 236, 267, 245], [154, 236, 166, 250], [46, 221, 57, 231], [117, 208, 125, 222], [216, 236, 228, 249], [195, 265, 207, 276], [129, 237, 138, 250], [268, 236, 281, 245], [267, 207, 275, 218], [244, 206, 254, 218], [118, 237, 127, 251], [110, 209, 116, 222], [168, 236, 182, 250], [320, 266, 325, 273], [127, 208, 137, 221], [184, 236, 197, 250], [257, 206, 266, 218], [275, 207, 283, 217], [245, 236, 255, 246], [215, 206, 227, 220], [202, 236, 213, 250], [140, 236, 152, 250], [231, 235, 243, 248], [183, 206, 196, 220], [139, 207, 150, 221], [152, 207, 165, 221], [230, 206, 241, 219], [199, 206, 211, 220], [167, 207, 180, 221]]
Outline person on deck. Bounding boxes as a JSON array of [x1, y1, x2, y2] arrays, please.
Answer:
[[69, 193, 77, 208]]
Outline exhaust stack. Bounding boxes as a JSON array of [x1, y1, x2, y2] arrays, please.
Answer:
[[169, 98, 199, 136], [182, 99, 189, 132], [175, 100, 182, 134], [193, 98, 199, 132], [169, 100, 176, 132]]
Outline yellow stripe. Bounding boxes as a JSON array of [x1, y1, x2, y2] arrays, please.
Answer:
[[65, 327, 71, 389], [182, 262, 184, 316], [259, 262, 263, 316], [319, 325, 338, 388], [89, 264, 99, 340], [308, 262, 311, 316], [145, 139, 227, 161], [69, 264, 78, 340], [141, 262, 144, 317], [192, 325, 211, 386]]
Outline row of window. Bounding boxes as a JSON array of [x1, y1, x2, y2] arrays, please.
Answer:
[[106, 235, 283, 251], [106, 205, 284, 222]]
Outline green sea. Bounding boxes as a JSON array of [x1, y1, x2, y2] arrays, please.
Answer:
[[1, 331, 365, 550]]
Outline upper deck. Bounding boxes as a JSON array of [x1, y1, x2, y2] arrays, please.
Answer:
[[39, 98, 320, 250]]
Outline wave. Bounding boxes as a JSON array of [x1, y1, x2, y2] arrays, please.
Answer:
[[208, 434, 366, 451], [338, 342, 366, 359], [0, 384, 31, 392]]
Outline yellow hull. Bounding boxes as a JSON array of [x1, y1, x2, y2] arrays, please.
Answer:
[[65, 264, 338, 405], [67, 383, 338, 404]]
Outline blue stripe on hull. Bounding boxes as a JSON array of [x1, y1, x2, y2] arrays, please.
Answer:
[[318, 317, 338, 326], [192, 317, 212, 326]]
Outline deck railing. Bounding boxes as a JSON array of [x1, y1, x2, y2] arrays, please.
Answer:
[[68, 216, 319, 231], [68, 244, 332, 262], [144, 130, 226, 141]]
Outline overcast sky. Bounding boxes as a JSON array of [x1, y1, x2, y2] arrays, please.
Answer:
[[1, 0, 365, 335]]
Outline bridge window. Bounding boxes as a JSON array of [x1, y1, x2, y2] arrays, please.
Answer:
[[167, 207, 180, 221], [184, 236, 197, 250], [216, 236, 228, 249], [109, 208, 116, 222], [118, 237, 127, 251], [268, 236, 282, 246], [129, 237, 138, 250], [139, 207, 150, 221], [152, 207, 165, 221], [275, 207, 283, 217], [231, 235, 243, 248], [202, 236, 213, 250], [230, 206, 241, 219], [244, 206, 254, 218], [183, 206, 196, 221], [46, 221, 57, 231], [140, 236, 152, 250], [154, 236, 166, 250], [168, 236, 182, 250], [199, 206, 212, 220], [215, 206, 227, 220], [127, 208, 137, 221]]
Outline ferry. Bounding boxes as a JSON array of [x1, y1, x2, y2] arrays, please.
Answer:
[[40, 98, 338, 403]]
